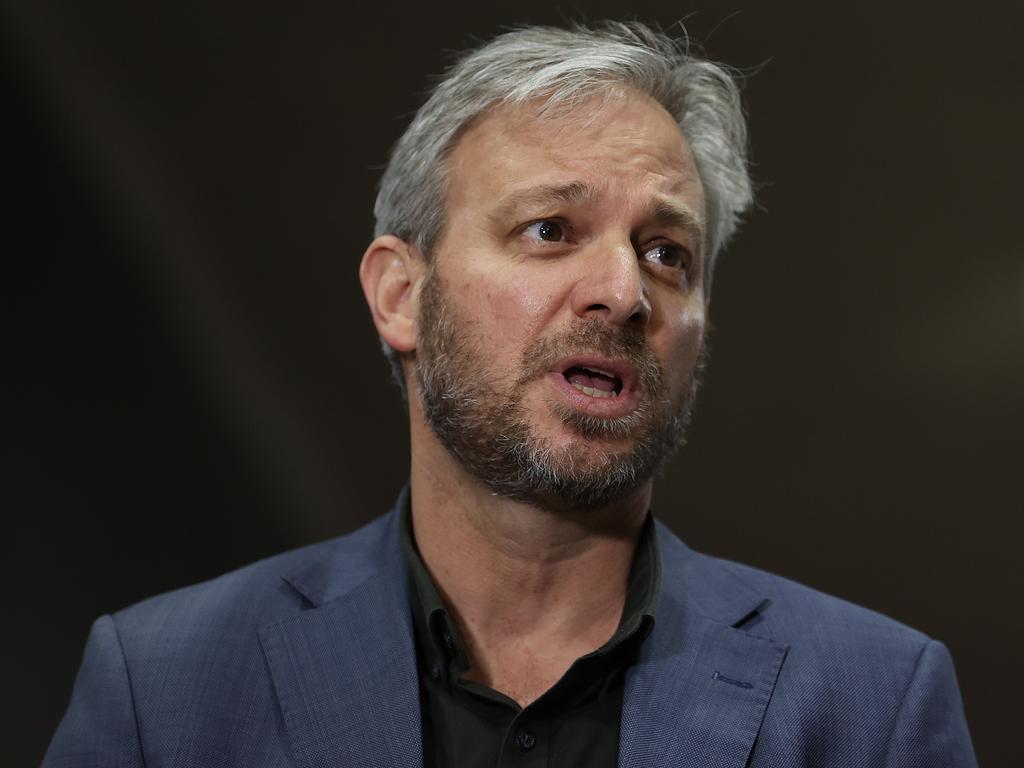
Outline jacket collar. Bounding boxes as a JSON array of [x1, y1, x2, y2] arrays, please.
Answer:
[[618, 524, 789, 768], [277, 487, 413, 608], [275, 489, 768, 622], [259, 488, 423, 768], [656, 520, 770, 627], [259, 490, 787, 768]]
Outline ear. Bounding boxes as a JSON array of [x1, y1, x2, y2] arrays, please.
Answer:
[[359, 235, 424, 354]]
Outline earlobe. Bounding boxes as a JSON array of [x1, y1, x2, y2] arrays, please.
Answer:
[[359, 235, 422, 353]]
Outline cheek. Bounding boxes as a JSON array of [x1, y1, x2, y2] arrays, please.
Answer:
[[506, 281, 559, 326], [454, 266, 560, 342], [659, 306, 706, 386]]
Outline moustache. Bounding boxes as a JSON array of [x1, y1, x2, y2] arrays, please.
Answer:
[[515, 319, 663, 393]]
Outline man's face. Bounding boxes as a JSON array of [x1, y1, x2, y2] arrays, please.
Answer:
[[413, 90, 708, 511]]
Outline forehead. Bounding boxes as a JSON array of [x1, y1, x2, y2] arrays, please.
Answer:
[[442, 89, 704, 222]]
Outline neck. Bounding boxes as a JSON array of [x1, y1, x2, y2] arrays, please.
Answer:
[[408, 413, 650, 703]]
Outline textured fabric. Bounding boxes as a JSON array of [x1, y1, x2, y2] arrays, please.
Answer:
[[45, 615, 146, 768], [403, 502, 660, 767], [46, 489, 977, 767]]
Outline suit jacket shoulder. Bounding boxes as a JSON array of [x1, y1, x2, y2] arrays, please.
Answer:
[[641, 521, 977, 768], [667, 526, 930, 643], [113, 509, 395, 640], [45, 511, 409, 768], [46, 506, 976, 768]]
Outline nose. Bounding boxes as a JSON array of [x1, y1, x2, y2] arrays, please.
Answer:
[[569, 240, 652, 327]]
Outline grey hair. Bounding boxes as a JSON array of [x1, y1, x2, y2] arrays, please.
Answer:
[[372, 21, 753, 394]]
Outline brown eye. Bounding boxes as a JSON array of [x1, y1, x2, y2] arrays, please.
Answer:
[[525, 220, 565, 242], [643, 243, 686, 269]]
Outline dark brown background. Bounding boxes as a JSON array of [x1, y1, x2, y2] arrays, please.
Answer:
[[3, 1, 1020, 765]]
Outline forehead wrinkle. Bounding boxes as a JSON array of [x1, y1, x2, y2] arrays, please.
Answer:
[[489, 181, 595, 223]]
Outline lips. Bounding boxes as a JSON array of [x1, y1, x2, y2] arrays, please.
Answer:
[[545, 356, 641, 418], [563, 365, 622, 398]]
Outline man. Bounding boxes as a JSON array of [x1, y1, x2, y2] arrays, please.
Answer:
[[46, 22, 976, 767]]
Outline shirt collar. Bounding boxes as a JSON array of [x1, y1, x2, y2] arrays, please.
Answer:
[[401, 495, 661, 683]]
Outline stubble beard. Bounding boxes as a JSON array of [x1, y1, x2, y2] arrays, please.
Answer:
[[414, 269, 706, 512]]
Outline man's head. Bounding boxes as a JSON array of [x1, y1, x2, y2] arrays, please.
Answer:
[[360, 22, 752, 510], [375, 22, 751, 285]]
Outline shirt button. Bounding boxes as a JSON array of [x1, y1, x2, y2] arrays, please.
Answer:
[[429, 663, 441, 679], [515, 729, 536, 751]]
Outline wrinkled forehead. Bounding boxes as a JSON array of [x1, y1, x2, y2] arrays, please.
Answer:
[[441, 89, 705, 230]]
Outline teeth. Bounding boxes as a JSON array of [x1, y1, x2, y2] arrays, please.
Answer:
[[571, 381, 616, 399], [581, 366, 616, 378]]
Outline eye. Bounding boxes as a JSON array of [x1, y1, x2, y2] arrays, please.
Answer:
[[642, 242, 690, 270], [523, 220, 566, 242]]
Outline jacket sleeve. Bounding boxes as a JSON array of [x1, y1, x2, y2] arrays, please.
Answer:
[[882, 640, 977, 768], [43, 614, 147, 768]]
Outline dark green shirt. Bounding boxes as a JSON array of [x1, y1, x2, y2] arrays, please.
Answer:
[[401, 503, 661, 768]]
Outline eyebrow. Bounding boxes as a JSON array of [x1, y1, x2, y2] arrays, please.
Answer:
[[489, 182, 594, 223], [651, 201, 706, 249]]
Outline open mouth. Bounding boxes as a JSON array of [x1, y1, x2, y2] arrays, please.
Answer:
[[562, 365, 624, 399], [547, 357, 639, 419]]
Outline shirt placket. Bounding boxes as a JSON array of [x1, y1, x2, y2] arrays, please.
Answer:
[[497, 710, 548, 768]]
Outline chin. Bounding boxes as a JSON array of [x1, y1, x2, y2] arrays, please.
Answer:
[[554, 429, 639, 458]]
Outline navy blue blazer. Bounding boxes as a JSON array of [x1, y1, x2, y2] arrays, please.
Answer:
[[46, 495, 977, 767]]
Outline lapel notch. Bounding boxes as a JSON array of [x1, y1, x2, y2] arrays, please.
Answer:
[[619, 525, 789, 768], [258, 505, 423, 768]]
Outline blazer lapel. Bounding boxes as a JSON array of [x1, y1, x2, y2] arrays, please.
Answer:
[[258, 505, 423, 768], [256, 502, 786, 768], [620, 525, 789, 768]]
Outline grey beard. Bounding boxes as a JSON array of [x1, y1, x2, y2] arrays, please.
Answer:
[[415, 271, 705, 511]]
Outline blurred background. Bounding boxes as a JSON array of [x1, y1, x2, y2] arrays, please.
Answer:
[[3, 1, 1020, 764]]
